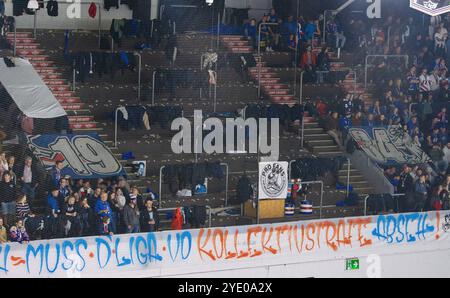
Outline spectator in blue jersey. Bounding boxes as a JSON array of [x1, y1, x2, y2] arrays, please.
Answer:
[[339, 114, 353, 144], [268, 8, 278, 23], [439, 125, 448, 146], [47, 187, 62, 238], [388, 107, 401, 125], [267, 9, 281, 50], [326, 19, 338, 48], [340, 94, 354, 116], [244, 19, 257, 50], [47, 188, 61, 218], [303, 19, 316, 43], [288, 34, 297, 66], [406, 66, 420, 95], [369, 100, 387, 117], [413, 175, 429, 211], [281, 15, 297, 50], [362, 114, 376, 128], [95, 191, 115, 235], [58, 177, 72, 205], [407, 116, 419, 135], [50, 161, 64, 187]]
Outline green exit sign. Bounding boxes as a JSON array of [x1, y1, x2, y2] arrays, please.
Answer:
[[346, 258, 360, 271]]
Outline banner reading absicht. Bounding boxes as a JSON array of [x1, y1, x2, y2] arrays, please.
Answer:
[[0, 211, 449, 277], [27, 134, 125, 179], [349, 126, 430, 166]]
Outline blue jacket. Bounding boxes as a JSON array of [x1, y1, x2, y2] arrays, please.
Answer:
[[47, 194, 60, 214], [95, 199, 112, 219], [339, 117, 352, 131]]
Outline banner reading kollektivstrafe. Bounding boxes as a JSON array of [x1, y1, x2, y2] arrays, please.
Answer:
[[1, 211, 450, 278], [258, 161, 289, 200]]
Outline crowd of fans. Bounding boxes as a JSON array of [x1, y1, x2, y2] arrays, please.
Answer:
[[310, 13, 450, 213], [0, 156, 160, 244]]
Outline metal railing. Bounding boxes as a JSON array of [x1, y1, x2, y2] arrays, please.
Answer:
[[364, 55, 409, 88], [200, 54, 219, 112], [151, 70, 157, 106], [364, 193, 404, 216], [13, 23, 17, 57], [293, 23, 301, 98], [289, 157, 350, 204], [114, 101, 176, 147], [387, 26, 392, 50], [73, 51, 141, 99], [159, 163, 229, 209], [257, 180, 324, 224], [158, 206, 212, 228], [322, 10, 335, 45]]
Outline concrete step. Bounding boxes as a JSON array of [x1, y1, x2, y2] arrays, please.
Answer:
[[31, 61, 55, 68], [6, 37, 36, 43], [57, 97, 82, 104], [35, 67, 60, 74], [65, 109, 92, 116], [316, 151, 343, 157], [270, 95, 295, 102], [303, 127, 325, 135], [6, 32, 32, 38], [17, 49, 46, 55], [224, 41, 249, 47], [304, 122, 320, 128], [312, 145, 341, 153], [249, 67, 270, 73], [49, 85, 71, 92], [250, 73, 278, 79], [43, 79, 67, 85], [259, 78, 281, 84], [39, 73, 63, 80], [306, 139, 335, 146], [61, 103, 85, 110], [68, 116, 94, 123], [72, 127, 104, 133], [220, 36, 244, 41], [265, 89, 290, 95], [15, 44, 40, 49], [23, 55, 50, 62], [262, 83, 289, 90], [69, 122, 98, 129], [229, 47, 253, 53], [303, 134, 332, 141], [338, 175, 367, 183]]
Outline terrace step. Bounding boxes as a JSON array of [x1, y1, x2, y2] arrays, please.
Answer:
[[69, 122, 98, 130], [68, 116, 94, 123], [57, 97, 82, 104], [15, 44, 40, 49], [17, 49, 46, 55]]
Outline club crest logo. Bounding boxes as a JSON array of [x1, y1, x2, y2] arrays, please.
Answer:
[[260, 162, 287, 198], [410, 0, 450, 16]]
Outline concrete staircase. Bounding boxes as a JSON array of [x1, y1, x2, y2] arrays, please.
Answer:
[[220, 35, 295, 104]]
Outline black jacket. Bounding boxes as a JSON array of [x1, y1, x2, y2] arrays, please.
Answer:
[[140, 207, 159, 232], [236, 175, 253, 203], [0, 181, 16, 203], [14, 163, 39, 186], [46, 0, 58, 16]]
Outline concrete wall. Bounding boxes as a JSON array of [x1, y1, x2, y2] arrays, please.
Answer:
[[4, 1, 140, 30], [166, 248, 450, 278]]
